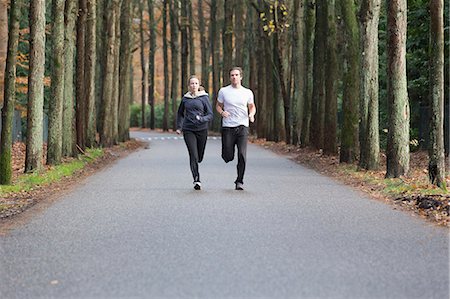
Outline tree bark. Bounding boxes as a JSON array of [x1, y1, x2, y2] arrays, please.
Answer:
[[359, 0, 380, 169], [170, 0, 179, 131], [324, 0, 338, 155], [62, 0, 78, 157], [234, 0, 244, 67], [85, 0, 97, 147], [0, 0, 21, 184], [25, 0, 46, 173], [188, 0, 195, 76], [162, 0, 169, 131], [311, 0, 326, 149], [139, 1, 147, 128], [210, 0, 222, 130], [198, 0, 209, 92], [100, 0, 117, 147], [47, 0, 66, 165], [0, 0, 7, 106], [180, 0, 188, 96], [119, 0, 131, 142], [148, 0, 156, 129], [386, 0, 409, 177], [339, 0, 360, 163], [222, 0, 233, 83], [76, 0, 87, 150], [300, 0, 315, 147], [428, 0, 446, 189]]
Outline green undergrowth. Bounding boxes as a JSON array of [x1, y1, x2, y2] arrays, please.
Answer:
[[0, 148, 104, 196], [339, 164, 448, 197]]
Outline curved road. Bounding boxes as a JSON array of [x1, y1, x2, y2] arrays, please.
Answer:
[[0, 130, 448, 298]]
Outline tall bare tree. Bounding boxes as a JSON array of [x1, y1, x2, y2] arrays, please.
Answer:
[[324, 0, 338, 155], [85, 0, 97, 147], [76, 0, 87, 150], [198, 0, 209, 92], [210, 0, 222, 130], [62, 0, 78, 157], [119, 0, 132, 141], [100, 0, 118, 146], [386, 0, 409, 177], [0, 0, 7, 106], [139, 0, 147, 128], [222, 0, 233, 83], [188, 0, 195, 76], [311, 0, 326, 149], [25, 0, 46, 172], [339, 0, 360, 163], [162, 0, 169, 131], [148, 0, 156, 129], [180, 0, 188, 95], [300, 0, 315, 147], [170, 0, 180, 130], [428, 0, 446, 189], [359, 0, 380, 170], [0, 0, 21, 184], [47, 0, 66, 165]]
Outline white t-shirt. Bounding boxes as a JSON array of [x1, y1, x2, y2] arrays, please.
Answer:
[[217, 85, 254, 127]]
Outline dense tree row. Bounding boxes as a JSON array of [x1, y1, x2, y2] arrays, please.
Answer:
[[0, 0, 135, 184], [0, 0, 448, 190]]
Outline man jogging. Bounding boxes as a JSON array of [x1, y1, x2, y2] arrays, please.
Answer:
[[216, 67, 256, 190]]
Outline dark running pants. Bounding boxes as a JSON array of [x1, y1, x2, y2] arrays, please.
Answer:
[[221, 125, 248, 184], [183, 129, 208, 182]]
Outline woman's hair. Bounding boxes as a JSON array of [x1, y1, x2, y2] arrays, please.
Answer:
[[188, 75, 200, 86], [188, 75, 205, 92]]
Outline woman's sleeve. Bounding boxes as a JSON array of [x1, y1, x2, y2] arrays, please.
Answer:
[[201, 97, 214, 123], [176, 99, 185, 130]]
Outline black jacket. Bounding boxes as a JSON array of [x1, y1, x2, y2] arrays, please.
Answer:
[[176, 90, 213, 131]]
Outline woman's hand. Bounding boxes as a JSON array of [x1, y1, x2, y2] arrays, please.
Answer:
[[176, 129, 182, 134]]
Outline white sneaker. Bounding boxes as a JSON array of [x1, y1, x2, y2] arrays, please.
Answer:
[[194, 181, 202, 190]]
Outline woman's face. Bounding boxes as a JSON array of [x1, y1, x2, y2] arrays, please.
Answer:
[[189, 78, 200, 93]]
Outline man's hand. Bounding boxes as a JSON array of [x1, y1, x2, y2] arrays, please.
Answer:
[[221, 111, 230, 118], [249, 113, 255, 123]]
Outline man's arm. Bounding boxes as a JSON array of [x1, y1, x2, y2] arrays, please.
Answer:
[[216, 101, 230, 118], [248, 103, 256, 123]]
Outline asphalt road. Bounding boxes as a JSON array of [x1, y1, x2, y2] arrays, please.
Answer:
[[0, 130, 448, 298]]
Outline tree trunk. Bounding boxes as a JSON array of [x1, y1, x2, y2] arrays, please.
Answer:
[[311, 0, 326, 149], [428, 0, 446, 189], [0, 0, 21, 184], [188, 0, 195, 76], [234, 0, 244, 67], [25, 0, 46, 173], [222, 0, 233, 83], [386, 0, 409, 177], [323, 0, 338, 155], [180, 0, 188, 96], [198, 0, 209, 92], [291, 0, 305, 146], [162, 0, 169, 131], [339, 0, 360, 163], [0, 0, 7, 106], [100, 0, 117, 147], [47, 0, 66, 165], [210, 0, 222, 130], [139, 1, 147, 128], [359, 0, 380, 169], [112, 0, 121, 144], [62, 0, 78, 157], [148, 0, 156, 129], [119, 0, 131, 142], [85, 0, 97, 147], [76, 0, 87, 150], [300, 0, 315, 147], [170, 0, 179, 131]]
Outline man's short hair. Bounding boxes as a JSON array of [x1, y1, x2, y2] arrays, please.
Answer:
[[229, 66, 243, 77]]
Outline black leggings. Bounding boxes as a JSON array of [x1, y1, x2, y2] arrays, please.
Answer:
[[221, 126, 248, 184], [183, 129, 208, 182]]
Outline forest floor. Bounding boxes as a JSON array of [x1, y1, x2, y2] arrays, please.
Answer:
[[0, 129, 448, 227]]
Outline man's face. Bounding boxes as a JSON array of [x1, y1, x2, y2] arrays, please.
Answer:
[[230, 70, 242, 85]]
